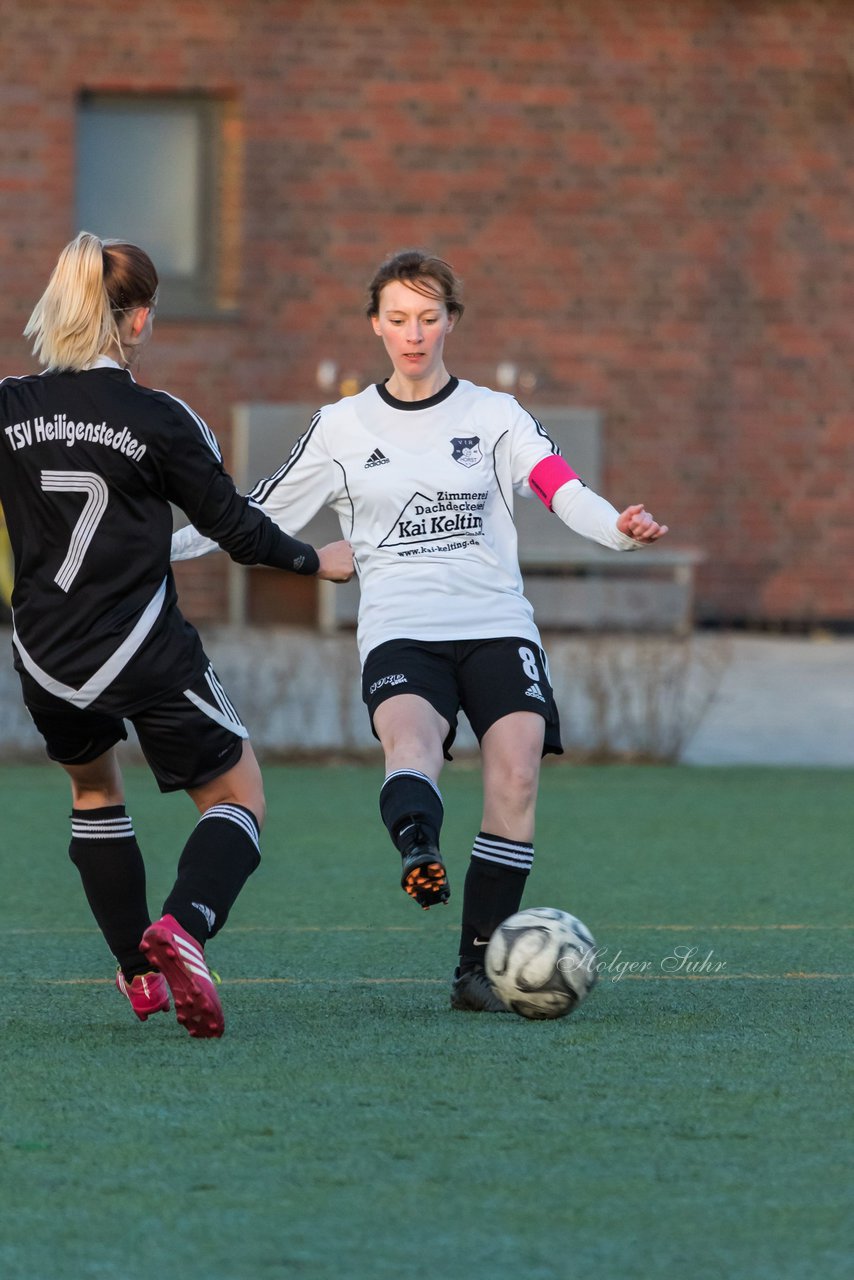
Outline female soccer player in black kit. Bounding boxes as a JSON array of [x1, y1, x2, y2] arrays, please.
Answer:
[[0, 232, 353, 1037]]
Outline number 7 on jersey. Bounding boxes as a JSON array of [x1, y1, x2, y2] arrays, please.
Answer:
[[40, 470, 109, 592]]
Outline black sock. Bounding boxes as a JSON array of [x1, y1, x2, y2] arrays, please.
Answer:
[[162, 804, 261, 945], [379, 770, 444, 854], [68, 806, 151, 978], [458, 832, 534, 969]]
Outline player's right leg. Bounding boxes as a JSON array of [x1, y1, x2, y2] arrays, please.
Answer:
[[362, 640, 457, 909], [374, 695, 450, 908], [133, 670, 263, 1037], [371, 694, 450, 909]]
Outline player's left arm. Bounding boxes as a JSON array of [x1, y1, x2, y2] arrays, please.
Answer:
[[508, 400, 668, 551], [530, 458, 668, 551]]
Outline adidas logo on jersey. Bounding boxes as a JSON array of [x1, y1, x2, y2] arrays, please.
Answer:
[[525, 682, 546, 702], [365, 448, 390, 468]]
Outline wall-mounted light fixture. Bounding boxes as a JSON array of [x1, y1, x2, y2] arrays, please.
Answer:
[[316, 359, 338, 391], [496, 361, 518, 390]]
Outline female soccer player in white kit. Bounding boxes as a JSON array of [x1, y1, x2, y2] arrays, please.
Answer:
[[172, 250, 667, 1011], [1, 232, 353, 1036]]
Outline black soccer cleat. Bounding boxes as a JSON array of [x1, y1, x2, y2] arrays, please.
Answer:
[[450, 965, 511, 1013], [400, 844, 450, 910]]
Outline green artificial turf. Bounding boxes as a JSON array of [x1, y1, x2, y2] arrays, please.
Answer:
[[0, 763, 851, 1279]]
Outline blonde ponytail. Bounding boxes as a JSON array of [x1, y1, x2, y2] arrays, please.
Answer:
[[24, 232, 158, 372], [24, 232, 119, 372]]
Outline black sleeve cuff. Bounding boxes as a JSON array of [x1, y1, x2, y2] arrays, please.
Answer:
[[265, 529, 321, 575]]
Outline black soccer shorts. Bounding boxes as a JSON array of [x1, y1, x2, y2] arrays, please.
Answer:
[[361, 636, 563, 758], [19, 663, 247, 793]]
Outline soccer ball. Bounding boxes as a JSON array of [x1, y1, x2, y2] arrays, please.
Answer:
[[485, 907, 598, 1020]]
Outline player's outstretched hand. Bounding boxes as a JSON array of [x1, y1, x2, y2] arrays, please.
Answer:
[[316, 540, 355, 582], [617, 504, 669, 543]]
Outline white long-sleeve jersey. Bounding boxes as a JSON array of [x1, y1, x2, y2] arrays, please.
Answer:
[[172, 378, 637, 664]]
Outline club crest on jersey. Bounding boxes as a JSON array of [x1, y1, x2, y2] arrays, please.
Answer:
[[450, 437, 482, 468]]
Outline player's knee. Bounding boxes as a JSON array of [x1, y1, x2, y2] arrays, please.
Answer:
[[223, 776, 266, 830], [62, 748, 124, 808], [69, 784, 124, 810], [497, 759, 540, 810], [236, 749, 266, 828], [249, 791, 267, 830], [188, 743, 266, 828]]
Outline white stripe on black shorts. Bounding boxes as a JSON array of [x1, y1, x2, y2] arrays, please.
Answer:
[[21, 662, 248, 793]]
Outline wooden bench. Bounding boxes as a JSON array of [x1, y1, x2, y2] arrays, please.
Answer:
[[521, 545, 704, 636], [224, 403, 701, 635]]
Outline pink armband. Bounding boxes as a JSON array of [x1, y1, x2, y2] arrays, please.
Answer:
[[528, 456, 580, 511]]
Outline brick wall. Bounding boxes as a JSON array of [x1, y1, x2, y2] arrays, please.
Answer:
[[2, 0, 852, 626]]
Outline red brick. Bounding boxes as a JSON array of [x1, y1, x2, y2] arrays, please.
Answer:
[[2, 0, 853, 625]]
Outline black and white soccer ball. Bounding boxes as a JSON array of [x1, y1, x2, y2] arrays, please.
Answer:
[[485, 907, 598, 1020]]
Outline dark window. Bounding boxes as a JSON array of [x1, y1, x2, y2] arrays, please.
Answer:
[[76, 94, 236, 316]]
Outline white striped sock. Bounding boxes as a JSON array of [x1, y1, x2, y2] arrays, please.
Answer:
[[198, 803, 260, 850], [70, 815, 135, 841], [471, 832, 534, 873], [381, 769, 443, 802]]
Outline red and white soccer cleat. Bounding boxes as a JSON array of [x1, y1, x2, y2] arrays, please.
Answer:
[[116, 968, 171, 1021], [140, 914, 224, 1039]]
